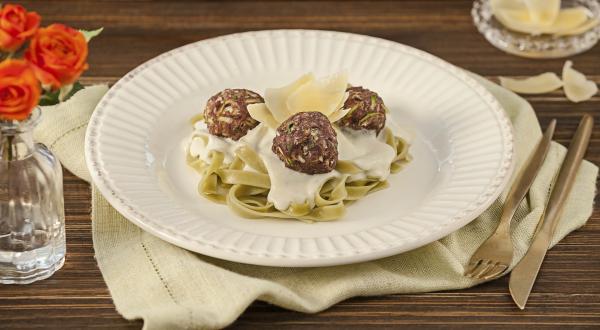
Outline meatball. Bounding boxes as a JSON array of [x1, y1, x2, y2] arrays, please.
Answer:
[[204, 89, 263, 141], [336, 86, 386, 134], [272, 112, 338, 174]]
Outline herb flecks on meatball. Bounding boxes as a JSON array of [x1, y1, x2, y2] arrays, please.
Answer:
[[272, 112, 338, 175], [336, 86, 386, 134], [204, 89, 263, 141]]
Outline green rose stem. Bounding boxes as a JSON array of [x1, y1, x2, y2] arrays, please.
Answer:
[[1, 128, 14, 210], [1, 127, 12, 161], [7, 135, 13, 162]]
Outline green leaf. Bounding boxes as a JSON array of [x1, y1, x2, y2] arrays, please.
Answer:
[[79, 27, 103, 42], [38, 82, 85, 106], [62, 82, 85, 102], [38, 90, 60, 106]]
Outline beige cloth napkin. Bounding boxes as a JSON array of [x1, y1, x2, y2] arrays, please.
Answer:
[[36, 76, 597, 330]]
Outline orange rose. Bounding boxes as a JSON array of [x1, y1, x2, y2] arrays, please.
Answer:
[[25, 24, 88, 89], [0, 59, 41, 121], [0, 4, 40, 52]]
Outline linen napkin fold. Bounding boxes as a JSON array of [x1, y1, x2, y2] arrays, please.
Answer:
[[37, 76, 598, 330], [34, 84, 109, 182]]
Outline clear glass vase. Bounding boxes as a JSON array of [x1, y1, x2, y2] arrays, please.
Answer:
[[0, 108, 66, 284]]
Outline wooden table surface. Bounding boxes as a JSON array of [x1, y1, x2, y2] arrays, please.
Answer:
[[1, 0, 599, 328]]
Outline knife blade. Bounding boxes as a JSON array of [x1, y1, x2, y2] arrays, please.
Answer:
[[509, 115, 594, 310]]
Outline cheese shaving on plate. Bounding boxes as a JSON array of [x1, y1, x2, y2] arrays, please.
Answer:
[[248, 72, 350, 129]]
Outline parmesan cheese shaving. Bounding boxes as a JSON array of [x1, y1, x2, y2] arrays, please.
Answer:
[[249, 72, 351, 128], [491, 0, 595, 36], [490, 0, 525, 12], [545, 7, 592, 34], [328, 107, 350, 123], [494, 8, 538, 34], [524, 0, 560, 26], [562, 60, 598, 103], [264, 73, 314, 123], [247, 103, 280, 129], [286, 72, 348, 116], [494, 6, 590, 35], [553, 18, 599, 36], [499, 73, 563, 94]]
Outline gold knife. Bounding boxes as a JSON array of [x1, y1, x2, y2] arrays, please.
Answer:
[[509, 114, 594, 309]]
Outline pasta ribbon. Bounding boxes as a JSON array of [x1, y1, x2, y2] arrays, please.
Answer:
[[187, 125, 411, 221]]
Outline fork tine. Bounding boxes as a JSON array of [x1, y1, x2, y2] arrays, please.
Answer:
[[475, 261, 500, 279], [464, 260, 483, 277], [481, 264, 509, 280], [465, 260, 491, 278], [471, 261, 494, 278]]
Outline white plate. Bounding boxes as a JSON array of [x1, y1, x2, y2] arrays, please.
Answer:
[[86, 30, 514, 267]]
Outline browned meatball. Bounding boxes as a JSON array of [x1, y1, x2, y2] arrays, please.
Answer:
[[204, 89, 263, 141], [336, 86, 386, 134], [272, 112, 338, 174]]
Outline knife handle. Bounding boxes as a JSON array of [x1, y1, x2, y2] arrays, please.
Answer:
[[540, 115, 593, 242], [497, 119, 556, 233]]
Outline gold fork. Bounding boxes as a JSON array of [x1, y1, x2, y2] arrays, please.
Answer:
[[464, 119, 556, 280]]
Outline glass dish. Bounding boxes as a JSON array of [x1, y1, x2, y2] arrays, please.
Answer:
[[472, 0, 600, 58]]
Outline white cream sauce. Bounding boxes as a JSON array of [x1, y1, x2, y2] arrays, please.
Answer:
[[336, 128, 396, 180], [188, 120, 399, 211]]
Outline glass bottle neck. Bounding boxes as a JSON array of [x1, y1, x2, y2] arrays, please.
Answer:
[[0, 130, 35, 160], [0, 108, 40, 161]]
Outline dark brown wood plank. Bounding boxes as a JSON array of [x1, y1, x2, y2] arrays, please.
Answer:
[[19, 0, 600, 77], [1, 0, 599, 329]]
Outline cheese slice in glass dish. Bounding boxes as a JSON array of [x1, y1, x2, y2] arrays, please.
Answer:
[[473, 0, 600, 58]]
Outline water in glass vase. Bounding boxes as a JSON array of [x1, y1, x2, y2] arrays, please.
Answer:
[[0, 108, 66, 284]]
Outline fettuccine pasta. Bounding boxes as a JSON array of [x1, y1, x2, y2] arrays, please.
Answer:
[[187, 117, 411, 222], [188, 73, 412, 222]]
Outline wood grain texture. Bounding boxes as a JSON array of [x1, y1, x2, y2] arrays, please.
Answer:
[[1, 0, 599, 328]]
